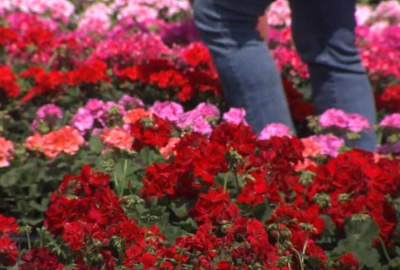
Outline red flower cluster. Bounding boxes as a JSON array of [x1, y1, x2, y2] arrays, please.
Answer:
[[130, 114, 173, 152], [0, 66, 20, 98], [282, 79, 315, 123], [0, 27, 18, 46], [309, 150, 400, 244], [381, 84, 400, 113], [0, 215, 19, 266], [118, 44, 222, 102], [19, 60, 111, 104]]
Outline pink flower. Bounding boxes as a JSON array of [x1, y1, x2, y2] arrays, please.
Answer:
[[355, 5, 372, 26], [267, 0, 291, 26], [149, 101, 183, 123], [159, 137, 180, 159], [373, 0, 400, 24], [85, 99, 105, 119], [318, 109, 349, 129], [192, 118, 213, 135], [118, 95, 144, 110], [346, 113, 371, 132], [100, 127, 134, 151], [259, 123, 291, 140], [70, 108, 94, 135], [32, 104, 63, 132], [0, 137, 14, 167], [177, 110, 212, 135], [380, 113, 400, 129], [308, 135, 344, 157], [195, 103, 220, 119], [222, 108, 248, 126]]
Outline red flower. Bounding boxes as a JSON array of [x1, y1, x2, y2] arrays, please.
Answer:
[[340, 253, 360, 268], [0, 67, 20, 98], [190, 189, 240, 224], [0, 27, 18, 45], [21, 247, 63, 270], [298, 204, 327, 235], [381, 84, 400, 112], [0, 234, 18, 267], [0, 215, 19, 234]]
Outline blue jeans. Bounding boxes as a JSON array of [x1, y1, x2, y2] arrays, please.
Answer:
[[193, 0, 377, 151]]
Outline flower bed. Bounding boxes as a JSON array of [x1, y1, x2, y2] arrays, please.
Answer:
[[2, 0, 400, 269]]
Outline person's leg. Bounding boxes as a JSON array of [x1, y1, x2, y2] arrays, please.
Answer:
[[288, 0, 377, 151], [193, 0, 295, 134]]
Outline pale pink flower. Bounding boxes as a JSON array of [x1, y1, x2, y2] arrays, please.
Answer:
[[222, 108, 248, 126], [355, 5, 372, 26], [267, 0, 291, 26]]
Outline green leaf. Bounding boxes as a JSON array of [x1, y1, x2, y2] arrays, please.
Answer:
[[170, 200, 189, 219], [89, 136, 104, 154], [140, 146, 164, 166], [252, 200, 273, 224], [160, 225, 184, 244], [0, 170, 19, 187], [334, 217, 381, 268], [173, 217, 198, 232]]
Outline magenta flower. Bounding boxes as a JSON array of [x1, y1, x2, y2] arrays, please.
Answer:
[[380, 113, 400, 129], [70, 108, 94, 135], [85, 99, 105, 119], [318, 109, 349, 129], [32, 104, 63, 131], [347, 113, 371, 132], [259, 123, 291, 140], [118, 95, 144, 110]]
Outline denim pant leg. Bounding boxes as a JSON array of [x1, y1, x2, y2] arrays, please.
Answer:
[[193, 0, 295, 134], [288, 0, 377, 151]]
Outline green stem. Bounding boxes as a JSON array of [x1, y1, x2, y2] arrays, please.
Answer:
[[26, 231, 31, 250], [45, 50, 59, 72], [301, 231, 310, 264], [291, 248, 305, 270], [377, 129, 383, 146], [120, 159, 128, 197], [113, 170, 119, 188], [379, 236, 391, 263], [223, 172, 229, 193], [178, 250, 183, 270]]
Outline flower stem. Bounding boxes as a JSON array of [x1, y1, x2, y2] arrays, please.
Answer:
[[120, 159, 128, 197], [26, 231, 31, 250], [379, 236, 391, 263], [178, 249, 183, 270], [301, 231, 310, 264], [113, 171, 119, 188], [291, 248, 305, 270]]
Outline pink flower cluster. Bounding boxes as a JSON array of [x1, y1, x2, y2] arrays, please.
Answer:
[[31, 104, 63, 132], [0, 137, 14, 167], [26, 126, 85, 159], [380, 113, 400, 129], [2, 0, 75, 22], [318, 109, 371, 133]]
